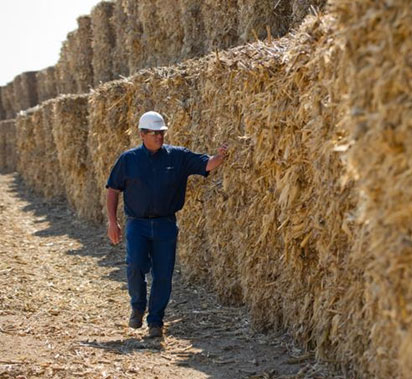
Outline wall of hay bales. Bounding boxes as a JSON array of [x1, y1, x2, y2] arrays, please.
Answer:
[[0, 0, 324, 119], [80, 2, 412, 377], [4, 0, 412, 377]]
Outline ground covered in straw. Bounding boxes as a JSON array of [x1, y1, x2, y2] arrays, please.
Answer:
[[0, 173, 337, 378]]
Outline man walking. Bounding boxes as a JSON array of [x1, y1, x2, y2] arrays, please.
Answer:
[[106, 111, 227, 338]]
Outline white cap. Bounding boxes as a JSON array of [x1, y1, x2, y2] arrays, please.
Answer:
[[138, 111, 168, 131]]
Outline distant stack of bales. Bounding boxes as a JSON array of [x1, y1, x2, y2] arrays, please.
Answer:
[[0, 119, 17, 172], [0, 0, 322, 119], [36, 67, 58, 103]]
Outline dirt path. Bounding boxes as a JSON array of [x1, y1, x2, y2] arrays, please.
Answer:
[[0, 173, 336, 378]]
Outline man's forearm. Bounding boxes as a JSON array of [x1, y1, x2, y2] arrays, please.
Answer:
[[206, 154, 225, 172], [107, 188, 120, 223]]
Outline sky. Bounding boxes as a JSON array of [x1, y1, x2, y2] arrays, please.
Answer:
[[0, 0, 101, 86]]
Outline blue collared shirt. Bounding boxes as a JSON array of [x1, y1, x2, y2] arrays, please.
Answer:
[[106, 144, 210, 218]]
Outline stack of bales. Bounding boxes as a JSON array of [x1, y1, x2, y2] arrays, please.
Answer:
[[52, 95, 101, 221], [0, 88, 5, 120], [73, 16, 94, 93], [55, 17, 94, 96], [40, 100, 66, 199], [111, 0, 130, 78], [56, 37, 78, 94], [0, 120, 17, 172], [88, 78, 133, 223], [13, 71, 38, 112], [138, 0, 184, 67], [331, 1, 412, 377], [16, 109, 38, 188], [36, 67, 58, 103], [202, 0, 239, 52], [83, 1, 412, 376], [124, 0, 145, 75], [3, 82, 17, 119], [91, 1, 116, 87]]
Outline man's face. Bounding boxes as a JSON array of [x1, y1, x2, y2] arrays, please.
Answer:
[[140, 130, 165, 152]]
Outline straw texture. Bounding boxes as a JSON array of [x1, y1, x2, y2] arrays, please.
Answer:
[[91, 1, 116, 87], [36, 66, 58, 103], [0, 119, 17, 172], [52, 95, 101, 221]]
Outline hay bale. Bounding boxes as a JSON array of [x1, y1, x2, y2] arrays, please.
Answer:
[[138, 0, 184, 67], [202, 0, 239, 52], [91, 1, 116, 87], [56, 38, 77, 95], [88, 78, 133, 223], [74, 16, 94, 93], [330, 0, 412, 377], [36, 66, 58, 103], [0, 87, 6, 120], [111, 0, 130, 78], [4, 119, 17, 172], [237, 0, 292, 43], [4, 82, 18, 119], [15, 109, 38, 188], [0, 120, 9, 171], [124, 0, 145, 75], [13, 71, 38, 112], [40, 99, 66, 199], [179, 0, 206, 58], [53, 94, 101, 221]]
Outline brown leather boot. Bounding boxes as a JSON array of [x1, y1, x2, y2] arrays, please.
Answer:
[[128, 309, 144, 329], [148, 325, 163, 338]]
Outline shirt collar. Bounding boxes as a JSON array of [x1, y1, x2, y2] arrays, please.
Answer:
[[141, 143, 165, 157]]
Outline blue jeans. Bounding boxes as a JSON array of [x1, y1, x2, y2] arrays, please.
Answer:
[[125, 216, 178, 327]]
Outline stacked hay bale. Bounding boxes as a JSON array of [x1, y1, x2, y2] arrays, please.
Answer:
[[138, 0, 184, 67], [112, 0, 130, 78], [0, 88, 5, 120], [73, 16, 94, 93], [88, 79, 133, 223], [41, 100, 66, 199], [3, 119, 17, 172], [124, 0, 145, 75], [16, 109, 38, 188], [237, 0, 291, 43], [29, 106, 49, 194], [13, 71, 38, 112], [330, 0, 412, 377], [0, 120, 9, 170], [53, 95, 101, 221], [36, 66, 58, 103], [91, 1, 116, 87], [56, 38, 77, 95], [4, 82, 18, 119], [179, 0, 206, 59], [202, 0, 239, 52]]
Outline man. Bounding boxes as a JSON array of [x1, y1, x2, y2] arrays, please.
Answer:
[[106, 111, 227, 338]]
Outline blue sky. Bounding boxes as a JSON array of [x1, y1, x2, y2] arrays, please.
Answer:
[[0, 0, 100, 86]]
